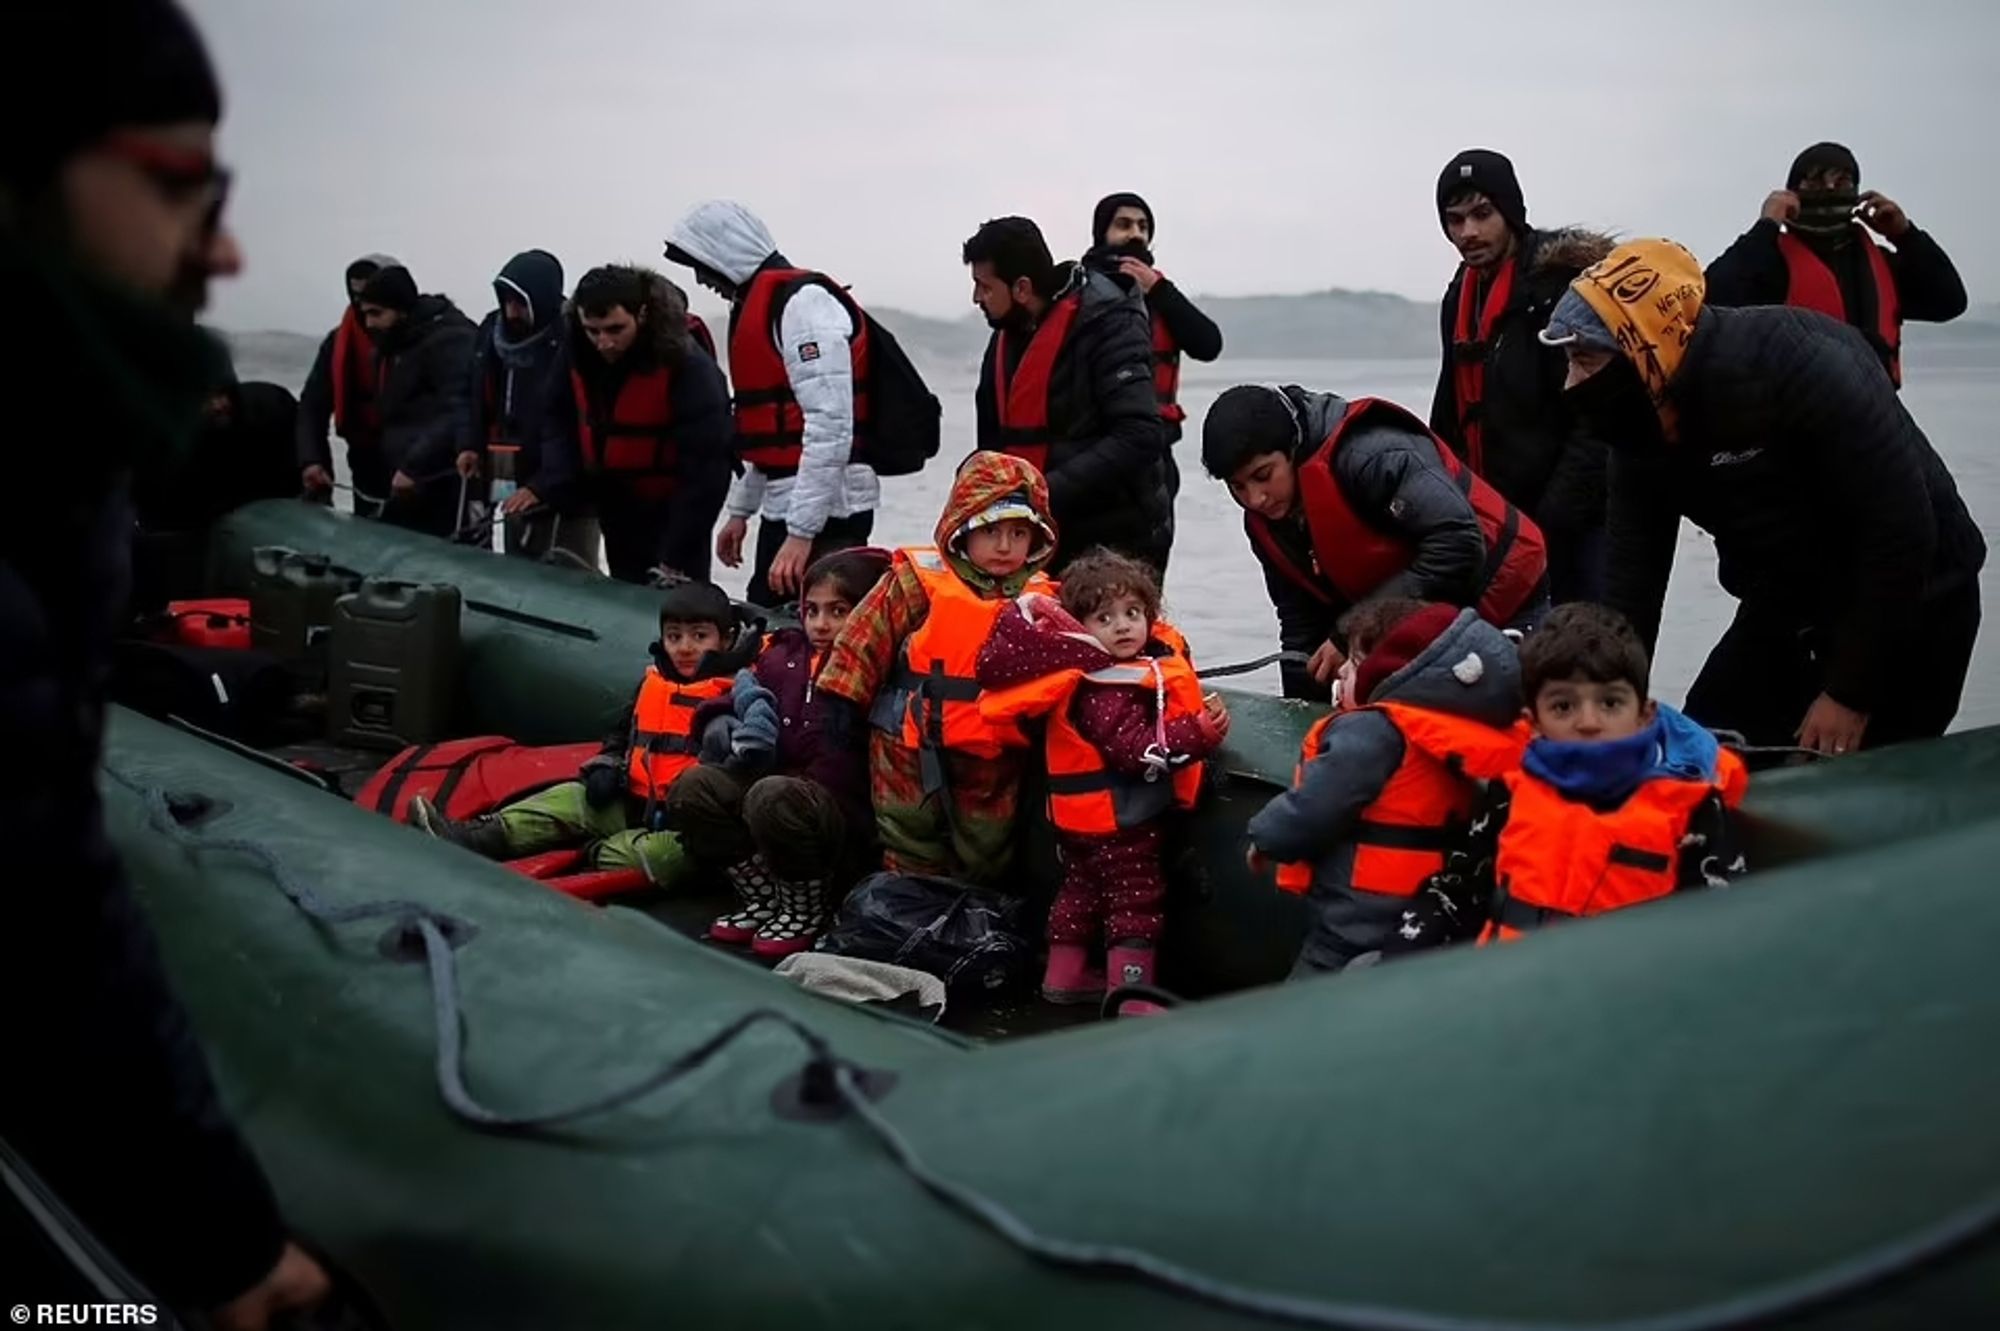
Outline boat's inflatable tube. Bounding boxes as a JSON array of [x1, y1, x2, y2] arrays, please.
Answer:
[[96, 707, 2000, 1328]]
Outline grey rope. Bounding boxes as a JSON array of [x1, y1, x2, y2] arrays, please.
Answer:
[[1196, 650, 1311, 680], [103, 767, 1997, 1330]]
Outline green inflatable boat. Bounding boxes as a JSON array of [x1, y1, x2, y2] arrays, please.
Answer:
[[19, 501, 2000, 1327]]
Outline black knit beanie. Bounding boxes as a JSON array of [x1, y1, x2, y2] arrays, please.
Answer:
[[1436, 149, 1528, 234], [1202, 385, 1304, 479], [4, 0, 222, 191], [1092, 191, 1155, 248], [1787, 142, 1860, 191], [359, 265, 420, 313]]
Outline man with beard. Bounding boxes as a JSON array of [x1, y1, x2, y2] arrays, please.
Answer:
[[1083, 190, 1222, 565], [464, 248, 599, 564], [1550, 239, 1984, 755], [300, 263, 478, 538], [296, 251, 397, 500], [1704, 142, 1966, 386], [665, 200, 881, 606], [1429, 149, 1612, 602], [3, 2, 329, 1323], [532, 263, 732, 584], [964, 214, 1167, 573]]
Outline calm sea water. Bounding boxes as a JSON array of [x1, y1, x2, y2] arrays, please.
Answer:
[[286, 349, 1999, 730]]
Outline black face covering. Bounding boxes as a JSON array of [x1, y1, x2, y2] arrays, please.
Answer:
[[1792, 186, 1859, 243], [1564, 355, 1665, 449]]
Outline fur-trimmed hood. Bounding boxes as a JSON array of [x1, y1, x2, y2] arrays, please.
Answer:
[[1529, 227, 1617, 280], [566, 265, 692, 370]]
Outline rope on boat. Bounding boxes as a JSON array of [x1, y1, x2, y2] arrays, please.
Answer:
[[1196, 650, 1311, 680], [103, 766, 2000, 1331]]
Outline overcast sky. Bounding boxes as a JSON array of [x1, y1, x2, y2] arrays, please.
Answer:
[[187, 0, 1995, 334]]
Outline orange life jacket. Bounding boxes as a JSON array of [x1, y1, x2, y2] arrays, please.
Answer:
[[1151, 307, 1184, 425], [867, 547, 1055, 760], [728, 268, 871, 475], [1479, 750, 1749, 943], [993, 292, 1084, 476], [624, 667, 734, 802], [1247, 397, 1547, 627], [571, 363, 680, 502], [981, 619, 1206, 835], [1776, 227, 1902, 387], [330, 306, 382, 442], [1275, 702, 1527, 897]]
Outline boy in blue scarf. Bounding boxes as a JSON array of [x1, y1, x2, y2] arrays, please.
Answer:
[[1477, 603, 1748, 942]]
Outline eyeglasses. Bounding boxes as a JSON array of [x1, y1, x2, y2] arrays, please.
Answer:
[[97, 131, 233, 229]]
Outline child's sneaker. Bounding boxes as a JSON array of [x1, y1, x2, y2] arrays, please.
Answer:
[[408, 796, 510, 860], [1040, 943, 1104, 1004]]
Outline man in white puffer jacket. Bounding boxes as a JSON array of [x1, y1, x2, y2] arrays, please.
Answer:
[[666, 201, 879, 608]]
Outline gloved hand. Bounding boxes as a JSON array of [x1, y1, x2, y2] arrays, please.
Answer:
[[582, 758, 625, 810], [699, 716, 739, 766]]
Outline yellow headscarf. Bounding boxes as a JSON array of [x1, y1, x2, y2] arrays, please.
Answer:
[[1567, 239, 1706, 441]]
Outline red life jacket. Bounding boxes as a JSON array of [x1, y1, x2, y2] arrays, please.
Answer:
[[1479, 750, 1749, 943], [1449, 257, 1517, 474], [357, 737, 604, 823], [993, 292, 1084, 476], [1246, 397, 1547, 626], [1776, 227, 1902, 387], [728, 269, 871, 475], [329, 306, 382, 442], [686, 312, 717, 363], [1275, 702, 1527, 896], [1151, 307, 1184, 425], [570, 363, 681, 502]]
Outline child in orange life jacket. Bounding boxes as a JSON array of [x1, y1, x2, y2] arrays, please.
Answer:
[[1246, 599, 1528, 976], [1474, 603, 1748, 944], [662, 548, 893, 958], [411, 581, 756, 884], [977, 548, 1230, 1011], [804, 452, 1059, 886]]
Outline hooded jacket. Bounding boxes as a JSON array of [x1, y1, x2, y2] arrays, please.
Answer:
[[1251, 387, 1505, 701], [458, 249, 570, 494], [806, 453, 1057, 791], [974, 264, 1168, 571], [295, 250, 399, 472], [1704, 216, 1967, 379], [666, 202, 880, 536], [1573, 240, 1987, 713], [1082, 243, 1224, 446], [535, 267, 732, 525], [2, 233, 286, 1306], [1429, 228, 1612, 532], [364, 292, 478, 478], [1248, 610, 1524, 967]]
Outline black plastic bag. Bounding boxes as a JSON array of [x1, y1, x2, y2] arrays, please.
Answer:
[[818, 873, 1032, 998]]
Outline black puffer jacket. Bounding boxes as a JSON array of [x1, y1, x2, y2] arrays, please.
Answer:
[[1429, 228, 1611, 533], [369, 294, 477, 478], [1606, 305, 1986, 711], [1251, 388, 1493, 701], [975, 264, 1168, 571]]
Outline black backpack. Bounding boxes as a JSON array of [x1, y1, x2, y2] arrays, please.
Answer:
[[854, 310, 941, 476]]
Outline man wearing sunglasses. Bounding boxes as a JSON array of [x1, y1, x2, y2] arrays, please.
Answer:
[[2, 2, 329, 1327]]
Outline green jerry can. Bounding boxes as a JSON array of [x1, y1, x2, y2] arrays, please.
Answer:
[[327, 578, 463, 749], [249, 545, 362, 661]]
